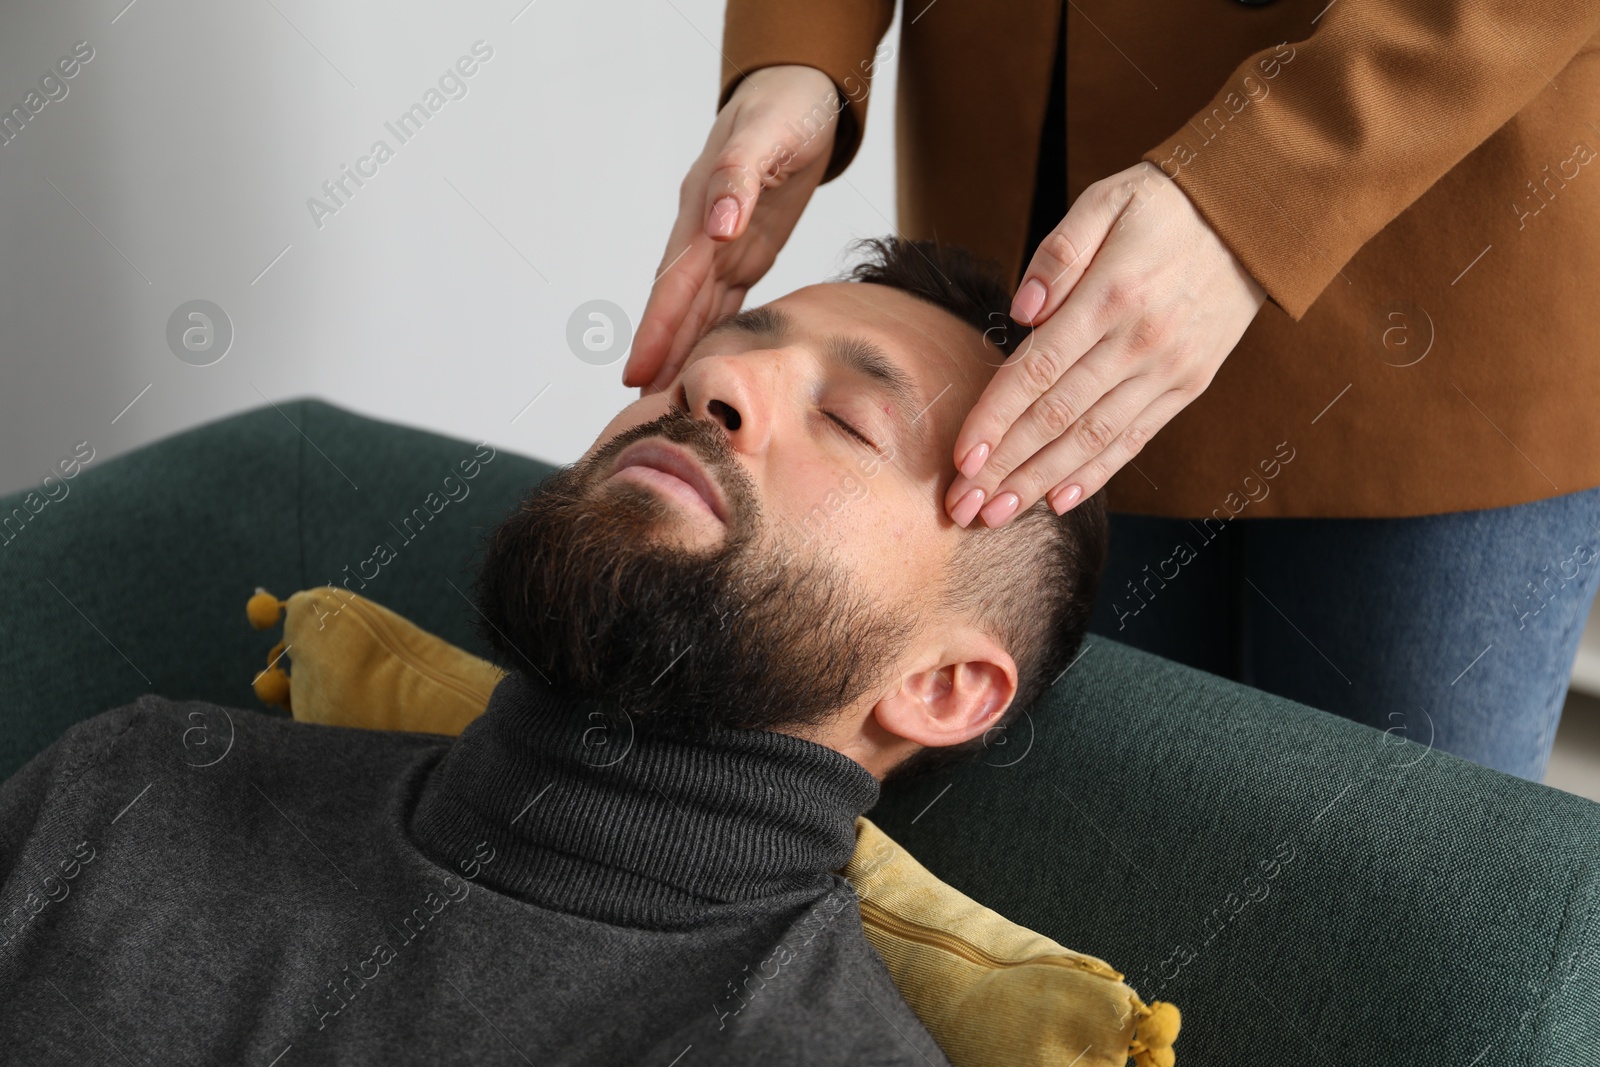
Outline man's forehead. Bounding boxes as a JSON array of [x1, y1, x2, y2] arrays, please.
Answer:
[[767, 282, 996, 402], [778, 282, 978, 351]]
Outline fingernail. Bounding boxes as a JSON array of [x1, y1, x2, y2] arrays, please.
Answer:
[[958, 442, 990, 479], [1010, 279, 1046, 324], [708, 196, 739, 238], [1049, 483, 1083, 514], [979, 491, 1020, 527], [951, 487, 985, 527]]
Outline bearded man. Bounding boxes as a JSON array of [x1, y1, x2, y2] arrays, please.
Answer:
[[0, 237, 1106, 1065]]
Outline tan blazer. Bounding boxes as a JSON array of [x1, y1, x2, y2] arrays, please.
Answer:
[[721, 0, 1600, 519]]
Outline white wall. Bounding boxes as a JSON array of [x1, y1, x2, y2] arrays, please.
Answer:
[[0, 0, 901, 494]]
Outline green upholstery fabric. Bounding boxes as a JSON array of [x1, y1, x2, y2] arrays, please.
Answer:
[[3, 400, 1597, 1065], [1, 400, 535, 770]]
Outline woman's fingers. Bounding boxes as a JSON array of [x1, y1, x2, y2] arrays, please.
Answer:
[[943, 161, 1264, 527], [628, 64, 840, 393], [647, 266, 726, 394], [944, 332, 1123, 515], [1040, 385, 1195, 515], [1006, 174, 1134, 327], [625, 228, 713, 389], [702, 143, 769, 242], [951, 276, 1116, 488], [951, 178, 1126, 480], [954, 378, 1176, 528], [951, 355, 1150, 527], [627, 103, 770, 387], [703, 171, 752, 241]]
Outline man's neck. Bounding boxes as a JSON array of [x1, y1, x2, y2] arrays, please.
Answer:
[[407, 671, 882, 928]]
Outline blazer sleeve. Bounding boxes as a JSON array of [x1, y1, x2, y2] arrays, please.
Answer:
[[1140, 2, 1600, 320], [719, 0, 898, 183]]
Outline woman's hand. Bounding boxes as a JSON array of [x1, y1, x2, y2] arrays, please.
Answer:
[[944, 161, 1269, 528], [624, 64, 842, 395]]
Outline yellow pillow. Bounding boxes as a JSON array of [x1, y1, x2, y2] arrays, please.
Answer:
[[247, 586, 1180, 1067], [249, 585, 506, 735]]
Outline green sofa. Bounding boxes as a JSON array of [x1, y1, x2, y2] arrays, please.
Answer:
[[4, 400, 1597, 1065]]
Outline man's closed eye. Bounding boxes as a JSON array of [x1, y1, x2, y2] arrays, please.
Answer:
[[824, 410, 882, 454]]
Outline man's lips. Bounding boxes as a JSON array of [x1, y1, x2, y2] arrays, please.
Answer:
[[607, 438, 730, 525]]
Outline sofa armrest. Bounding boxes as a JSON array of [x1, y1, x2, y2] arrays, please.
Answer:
[[0, 399, 556, 780]]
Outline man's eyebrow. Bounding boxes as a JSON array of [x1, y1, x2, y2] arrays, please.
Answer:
[[702, 304, 787, 344], [702, 305, 929, 449]]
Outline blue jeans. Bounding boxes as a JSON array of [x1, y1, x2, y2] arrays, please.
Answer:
[[1086, 487, 1600, 782]]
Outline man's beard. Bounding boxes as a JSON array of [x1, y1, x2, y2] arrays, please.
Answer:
[[473, 408, 917, 736]]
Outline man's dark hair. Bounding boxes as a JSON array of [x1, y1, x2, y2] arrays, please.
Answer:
[[838, 236, 1109, 784]]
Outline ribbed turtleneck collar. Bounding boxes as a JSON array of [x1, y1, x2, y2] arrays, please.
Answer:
[[406, 670, 880, 929]]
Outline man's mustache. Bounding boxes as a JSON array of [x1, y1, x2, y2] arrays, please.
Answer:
[[583, 408, 759, 531]]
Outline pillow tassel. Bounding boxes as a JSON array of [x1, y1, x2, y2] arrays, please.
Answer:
[[248, 589, 292, 711], [1127, 998, 1181, 1067], [247, 588, 285, 630]]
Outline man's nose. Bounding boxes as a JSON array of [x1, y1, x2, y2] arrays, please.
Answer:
[[679, 350, 779, 454]]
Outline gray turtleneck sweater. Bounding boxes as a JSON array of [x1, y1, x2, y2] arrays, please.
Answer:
[[0, 672, 950, 1065]]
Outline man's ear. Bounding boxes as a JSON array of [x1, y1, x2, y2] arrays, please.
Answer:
[[872, 629, 1018, 752]]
